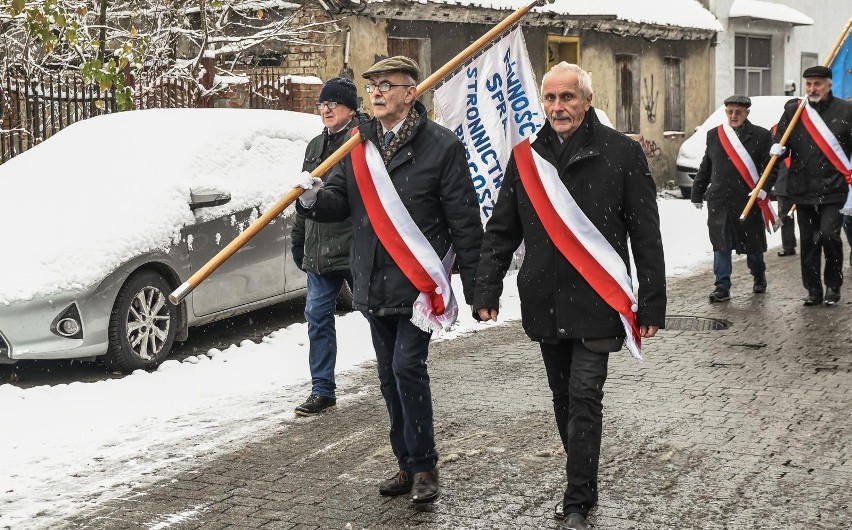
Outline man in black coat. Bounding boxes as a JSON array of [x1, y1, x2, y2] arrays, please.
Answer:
[[474, 62, 666, 530], [291, 77, 369, 416], [691, 95, 777, 303], [771, 66, 852, 306], [296, 56, 483, 503]]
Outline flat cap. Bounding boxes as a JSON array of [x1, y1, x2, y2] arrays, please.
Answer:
[[803, 65, 832, 79], [724, 94, 751, 108], [362, 56, 420, 81]]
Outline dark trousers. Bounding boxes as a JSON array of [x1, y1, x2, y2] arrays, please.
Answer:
[[541, 339, 609, 518], [777, 196, 797, 252], [366, 314, 437, 473], [796, 203, 844, 294]]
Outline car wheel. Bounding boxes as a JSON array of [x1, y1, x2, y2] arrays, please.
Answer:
[[336, 280, 354, 312], [680, 186, 692, 199], [104, 271, 177, 371]]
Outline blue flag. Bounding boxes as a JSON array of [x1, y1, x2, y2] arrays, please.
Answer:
[[831, 32, 852, 99]]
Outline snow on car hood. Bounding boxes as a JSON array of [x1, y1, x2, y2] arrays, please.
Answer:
[[0, 108, 321, 304], [676, 96, 791, 170]]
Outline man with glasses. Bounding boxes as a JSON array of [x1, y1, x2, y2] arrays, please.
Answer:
[[295, 56, 482, 503], [292, 77, 368, 416], [691, 95, 777, 303]]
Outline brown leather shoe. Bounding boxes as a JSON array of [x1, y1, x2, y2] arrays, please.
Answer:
[[378, 470, 412, 496], [410, 468, 439, 503]]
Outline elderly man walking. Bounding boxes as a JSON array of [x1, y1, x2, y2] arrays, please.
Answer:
[[772, 66, 852, 306], [292, 77, 368, 416], [691, 95, 778, 303], [474, 62, 666, 530], [296, 56, 483, 503]]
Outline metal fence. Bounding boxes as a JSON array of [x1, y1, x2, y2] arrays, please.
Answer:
[[0, 67, 298, 164]]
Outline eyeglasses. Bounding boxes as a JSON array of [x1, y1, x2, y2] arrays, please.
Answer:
[[364, 82, 414, 93], [317, 101, 341, 110]]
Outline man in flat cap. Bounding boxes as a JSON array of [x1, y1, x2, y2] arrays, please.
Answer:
[[771, 65, 852, 306], [292, 77, 369, 417], [692, 95, 778, 303], [295, 56, 483, 502]]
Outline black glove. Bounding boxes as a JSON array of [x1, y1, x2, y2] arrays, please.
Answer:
[[292, 245, 305, 271]]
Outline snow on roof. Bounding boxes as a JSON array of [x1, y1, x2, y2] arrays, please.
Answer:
[[0, 108, 320, 304], [378, 0, 722, 32], [728, 0, 813, 25]]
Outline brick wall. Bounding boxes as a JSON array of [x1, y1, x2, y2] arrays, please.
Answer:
[[288, 82, 322, 114], [280, 6, 338, 78]]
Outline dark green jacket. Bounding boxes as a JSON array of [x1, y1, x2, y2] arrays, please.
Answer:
[[292, 113, 368, 273]]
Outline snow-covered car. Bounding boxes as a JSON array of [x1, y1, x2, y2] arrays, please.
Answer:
[[0, 108, 321, 370], [675, 95, 790, 198]]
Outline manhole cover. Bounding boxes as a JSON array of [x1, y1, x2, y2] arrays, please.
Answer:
[[665, 315, 730, 331]]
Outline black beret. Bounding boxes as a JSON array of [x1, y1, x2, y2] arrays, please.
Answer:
[[724, 94, 751, 108], [802, 65, 832, 79], [362, 56, 420, 82]]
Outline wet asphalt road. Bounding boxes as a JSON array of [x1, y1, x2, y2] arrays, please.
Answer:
[[0, 297, 307, 389]]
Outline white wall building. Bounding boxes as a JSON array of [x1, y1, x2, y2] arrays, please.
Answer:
[[703, 0, 850, 108]]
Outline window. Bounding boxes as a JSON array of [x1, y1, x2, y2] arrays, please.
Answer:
[[735, 35, 772, 96], [664, 57, 684, 132], [546, 35, 580, 71], [615, 54, 640, 134]]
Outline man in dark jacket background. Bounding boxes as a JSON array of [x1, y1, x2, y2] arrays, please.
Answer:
[[292, 77, 369, 416], [771, 66, 852, 306], [295, 56, 483, 503], [691, 95, 777, 303], [474, 62, 666, 530]]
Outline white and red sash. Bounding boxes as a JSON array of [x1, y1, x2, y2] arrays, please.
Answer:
[[350, 133, 457, 334], [512, 139, 642, 360], [800, 102, 852, 214], [717, 124, 780, 231]]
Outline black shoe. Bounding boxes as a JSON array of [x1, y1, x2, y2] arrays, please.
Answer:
[[378, 470, 412, 496], [824, 287, 841, 305], [709, 287, 730, 303], [561, 513, 590, 530], [294, 394, 336, 416], [410, 468, 439, 503], [777, 249, 796, 257], [803, 292, 823, 306], [753, 274, 767, 294]]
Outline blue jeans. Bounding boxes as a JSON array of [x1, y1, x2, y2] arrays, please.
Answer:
[[305, 269, 352, 398], [365, 314, 437, 474], [714, 251, 765, 291]]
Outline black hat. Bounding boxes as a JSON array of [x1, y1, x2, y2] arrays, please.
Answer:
[[319, 77, 358, 111], [724, 94, 751, 108], [362, 56, 420, 82], [802, 65, 832, 79]]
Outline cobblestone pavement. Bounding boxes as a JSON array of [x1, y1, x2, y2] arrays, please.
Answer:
[[60, 252, 851, 530]]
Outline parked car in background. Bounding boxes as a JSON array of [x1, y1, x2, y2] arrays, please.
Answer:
[[675, 96, 790, 198], [0, 109, 321, 371]]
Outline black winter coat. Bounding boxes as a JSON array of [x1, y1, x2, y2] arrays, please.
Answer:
[[297, 101, 483, 316], [775, 94, 852, 205], [474, 111, 666, 341], [691, 120, 777, 254], [292, 113, 369, 274]]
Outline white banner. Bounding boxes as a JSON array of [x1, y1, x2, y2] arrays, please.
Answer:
[[435, 27, 544, 224]]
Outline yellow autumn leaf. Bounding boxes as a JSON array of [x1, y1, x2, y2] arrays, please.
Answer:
[[257, 9, 264, 19]]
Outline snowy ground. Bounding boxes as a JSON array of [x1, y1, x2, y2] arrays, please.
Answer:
[[0, 196, 782, 530]]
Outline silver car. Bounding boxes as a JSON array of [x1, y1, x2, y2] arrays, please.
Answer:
[[676, 96, 791, 198], [0, 108, 323, 371]]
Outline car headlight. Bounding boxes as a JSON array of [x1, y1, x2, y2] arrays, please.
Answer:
[[0, 332, 9, 358], [51, 304, 84, 339]]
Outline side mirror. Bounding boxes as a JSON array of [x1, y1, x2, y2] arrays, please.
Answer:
[[189, 188, 231, 211]]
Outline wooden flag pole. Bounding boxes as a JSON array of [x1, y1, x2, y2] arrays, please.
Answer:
[[740, 17, 852, 221], [170, 0, 553, 305]]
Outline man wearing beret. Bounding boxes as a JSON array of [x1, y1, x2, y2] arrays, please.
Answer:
[[292, 77, 369, 416], [692, 95, 778, 303], [771, 66, 852, 306], [295, 57, 483, 502]]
